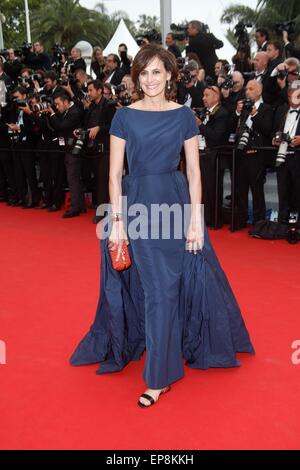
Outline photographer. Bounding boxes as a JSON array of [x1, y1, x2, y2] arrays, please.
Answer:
[[26, 41, 51, 71], [283, 31, 300, 60], [3, 49, 22, 85], [221, 71, 246, 115], [272, 83, 300, 224], [118, 43, 132, 75], [266, 41, 283, 72], [68, 48, 86, 74], [0, 62, 12, 88], [233, 80, 273, 228], [194, 85, 229, 227], [91, 47, 105, 81], [43, 71, 63, 97], [177, 60, 204, 108], [255, 28, 269, 52], [6, 86, 41, 207], [165, 33, 182, 59], [186, 20, 223, 78], [103, 54, 125, 85], [0, 100, 17, 204], [48, 93, 84, 218], [271, 57, 300, 106], [232, 45, 253, 74], [81, 80, 115, 223]]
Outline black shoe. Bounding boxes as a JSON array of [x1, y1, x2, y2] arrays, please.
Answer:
[[62, 210, 80, 219], [35, 202, 48, 209], [48, 204, 60, 212], [81, 207, 87, 214], [11, 200, 24, 207]]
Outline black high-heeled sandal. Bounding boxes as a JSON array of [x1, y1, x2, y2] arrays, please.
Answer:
[[138, 386, 171, 408]]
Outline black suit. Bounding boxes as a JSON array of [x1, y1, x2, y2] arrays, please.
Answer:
[[198, 105, 229, 226], [177, 81, 204, 108], [273, 104, 300, 222], [233, 102, 273, 225], [82, 97, 115, 207], [168, 44, 181, 59], [106, 68, 125, 86], [50, 104, 84, 213], [186, 32, 223, 78]]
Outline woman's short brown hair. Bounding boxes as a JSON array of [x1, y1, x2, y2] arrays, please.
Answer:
[[131, 44, 178, 101]]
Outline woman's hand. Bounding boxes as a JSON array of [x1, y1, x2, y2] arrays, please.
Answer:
[[108, 220, 129, 261], [186, 223, 204, 254]]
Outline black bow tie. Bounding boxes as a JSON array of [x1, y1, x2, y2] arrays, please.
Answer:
[[289, 109, 300, 114]]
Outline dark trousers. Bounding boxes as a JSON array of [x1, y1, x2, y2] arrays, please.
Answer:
[[12, 143, 40, 204], [39, 145, 66, 208], [65, 152, 85, 212], [90, 152, 109, 208], [0, 150, 17, 200], [236, 150, 266, 225], [200, 150, 223, 226], [277, 154, 300, 222]]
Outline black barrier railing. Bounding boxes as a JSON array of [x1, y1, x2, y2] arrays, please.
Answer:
[[0, 144, 284, 233], [213, 145, 279, 232]]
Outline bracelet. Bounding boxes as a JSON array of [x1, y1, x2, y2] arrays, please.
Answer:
[[111, 213, 123, 221]]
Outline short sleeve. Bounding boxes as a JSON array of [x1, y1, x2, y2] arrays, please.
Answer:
[[184, 107, 199, 140], [109, 108, 127, 140]]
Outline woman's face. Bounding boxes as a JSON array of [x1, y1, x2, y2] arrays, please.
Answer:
[[139, 56, 171, 99]]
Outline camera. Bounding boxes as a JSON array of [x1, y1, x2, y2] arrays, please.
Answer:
[[20, 42, 33, 55], [57, 74, 77, 87], [220, 76, 235, 90], [237, 125, 251, 151], [170, 23, 188, 41], [71, 129, 88, 156], [179, 67, 193, 85], [242, 97, 254, 112], [111, 84, 127, 95], [12, 98, 28, 108], [70, 129, 99, 156], [32, 95, 53, 113], [273, 21, 295, 36], [194, 107, 209, 121], [234, 22, 252, 47], [176, 57, 188, 70], [274, 131, 292, 166], [136, 29, 162, 46]]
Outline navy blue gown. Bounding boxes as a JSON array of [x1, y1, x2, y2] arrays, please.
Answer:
[[70, 106, 254, 389]]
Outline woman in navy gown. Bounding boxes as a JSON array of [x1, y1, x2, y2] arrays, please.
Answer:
[[70, 44, 254, 408]]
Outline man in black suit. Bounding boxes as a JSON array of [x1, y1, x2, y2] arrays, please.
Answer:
[[194, 85, 229, 227], [26, 41, 52, 71], [82, 80, 115, 223], [186, 20, 223, 78], [177, 60, 204, 108], [69, 48, 87, 74], [166, 33, 181, 59], [49, 93, 84, 218], [233, 80, 273, 228], [255, 28, 269, 52], [103, 54, 125, 86], [272, 85, 300, 224], [3, 49, 22, 85]]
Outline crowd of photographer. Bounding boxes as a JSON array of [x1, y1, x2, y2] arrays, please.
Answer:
[[0, 19, 300, 236], [0, 40, 138, 222]]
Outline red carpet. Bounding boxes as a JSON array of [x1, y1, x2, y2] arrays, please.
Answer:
[[0, 203, 300, 450]]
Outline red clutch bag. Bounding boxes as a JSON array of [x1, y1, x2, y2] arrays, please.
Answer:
[[109, 241, 131, 271]]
